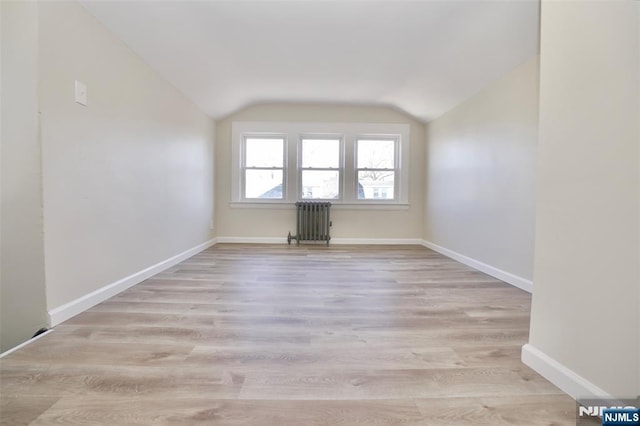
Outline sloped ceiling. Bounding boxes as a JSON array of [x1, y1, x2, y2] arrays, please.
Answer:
[[79, 0, 539, 122]]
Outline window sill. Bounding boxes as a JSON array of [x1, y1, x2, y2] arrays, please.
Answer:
[[229, 201, 410, 210]]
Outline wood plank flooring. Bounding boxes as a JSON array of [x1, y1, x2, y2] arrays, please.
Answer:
[[0, 244, 578, 425]]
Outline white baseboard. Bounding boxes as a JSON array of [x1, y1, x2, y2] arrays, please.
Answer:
[[420, 240, 533, 293], [216, 236, 286, 244], [0, 329, 54, 359], [215, 237, 423, 245], [521, 343, 613, 401], [48, 239, 216, 326], [332, 238, 423, 245]]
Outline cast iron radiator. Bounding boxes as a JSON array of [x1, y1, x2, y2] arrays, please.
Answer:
[[287, 201, 332, 245]]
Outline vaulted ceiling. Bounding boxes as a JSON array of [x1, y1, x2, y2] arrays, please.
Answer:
[[80, 0, 539, 122]]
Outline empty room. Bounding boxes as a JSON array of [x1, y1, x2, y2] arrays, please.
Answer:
[[1, 0, 638, 425]]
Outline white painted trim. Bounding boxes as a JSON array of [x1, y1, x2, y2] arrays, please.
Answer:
[[229, 202, 293, 209], [48, 239, 216, 326], [229, 201, 410, 210], [420, 240, 533, 293], [215, 237, 423, 245], [0, 329, 54, 359], [216, 237, 287, 244], [332, 203, 409, 211], [332, 238, 423, 245], [521, 343, 614, 401], [231, 121, 410, 205]]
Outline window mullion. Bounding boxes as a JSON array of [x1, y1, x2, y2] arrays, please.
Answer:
[[343, 135, 356, 202], [286, 132, 297, 202]]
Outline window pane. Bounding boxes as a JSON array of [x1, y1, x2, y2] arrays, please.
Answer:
[[302, 139, 339, 168], [302, 170, 339, 199], [245, 170, 283, 199], [246, 138, 283, 167], [357, 139, 395, 169], [357, 170, 395, 200]]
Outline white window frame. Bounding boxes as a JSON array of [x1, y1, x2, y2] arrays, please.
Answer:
[[355, 136, 400, 202], [231, 121, 410, 209], [240, 134, 287, 201], [238, 132, 287, 202], [298, 135, 344, 201]]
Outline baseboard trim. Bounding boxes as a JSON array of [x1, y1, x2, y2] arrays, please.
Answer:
[[215, 237, 423, 245], [521, 343, 613, 401], [48, 239, 216, 326], [216, 237, 286, 244], [332, 238, 423, 245], [420, 240, 533, 293], [0, 329, 54, 359]]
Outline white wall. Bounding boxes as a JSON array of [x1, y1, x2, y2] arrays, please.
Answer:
[[0, 1, 49, 352], [424, 57, 539, 284], [525, 0, 639, 399], [38, 2, 215, 314], [215, 104, 424, 241]]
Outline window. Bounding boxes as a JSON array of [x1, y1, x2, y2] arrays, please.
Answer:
[[356, 139, 396, 200], [300, 138, 341, 200], [243, 137, 284, 199], [231, 122, 410, 208]]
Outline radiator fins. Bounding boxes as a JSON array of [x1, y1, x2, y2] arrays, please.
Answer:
[[287, 201, 332, 246]]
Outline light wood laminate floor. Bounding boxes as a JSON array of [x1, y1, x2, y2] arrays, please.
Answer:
[[1, 244, 578, 425]]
